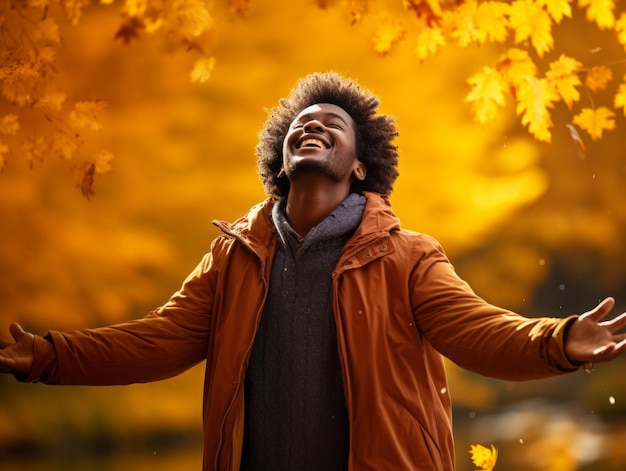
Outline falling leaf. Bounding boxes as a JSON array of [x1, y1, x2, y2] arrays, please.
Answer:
[[573, 106, 616, 140], [190, 56, 216, 83], [466, 66, 508, 123], [53, 129, 80, 161], [372, 19, 407, 55], [585, 65, 613, 91], [546, 54, 582, 108], [74, 161, 96, 200], [566, 123, 587, 154], [469, 443, 498, 471]]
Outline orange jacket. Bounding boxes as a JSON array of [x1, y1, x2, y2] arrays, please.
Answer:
[[29, 192, 579, 470]]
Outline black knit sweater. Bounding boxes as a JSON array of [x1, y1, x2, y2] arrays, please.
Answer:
[[240, 193, 366, 471]]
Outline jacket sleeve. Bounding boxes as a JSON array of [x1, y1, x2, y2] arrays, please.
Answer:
[[410, 234, 580, 380], [25, 251, 218, 386]]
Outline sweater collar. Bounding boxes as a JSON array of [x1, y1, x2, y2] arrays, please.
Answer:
[[272, 193, 366, 254]]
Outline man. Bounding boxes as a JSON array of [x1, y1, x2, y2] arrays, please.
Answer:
[[1, 72, 625, 471]]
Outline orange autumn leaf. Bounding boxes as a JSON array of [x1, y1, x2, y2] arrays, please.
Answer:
[[190, 56, 216, 83], [70, 100, 109, 132], [469, 443, 498, 471], [573, 106, 616, 140], [476, 1, 510, 43], [0, 114, 20, 136], [585, 65, 613, 91], [372, 19, 407, 55], [415, 27, 446, 61]]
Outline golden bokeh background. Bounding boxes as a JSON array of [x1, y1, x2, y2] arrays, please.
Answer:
[[1, 2, 626, 470]]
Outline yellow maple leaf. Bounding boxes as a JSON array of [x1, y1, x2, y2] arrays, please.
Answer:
[[36, 91, 67, 115], [541, 0, 572, 22], [585, 65, 613, 91], [94, 149, 115, 175], [373, 19, 407, 55], [546, 54, 582, 108], [476, 1, 510, 43], [33, 17, 61, 45], [70, 100, 109, 131], [22, 136, 46, 169], [578, 0, 615, 29], [469, 443, 498, 471], [0, 114, 20, 135], [516, 76, 559, 142], [508, 0, 554, 57], [573, 106, 615, 140], [191, 56, 216, 83], [497, 48, 538, 91], [122, 0, 148, 17], [53, 129, 80, 161], [617, 13, 626, 49], [447, 2, 481, 47], [466, 66, 508, 123], [415, 27, 446, 61], [166, 0, 214, 39], [615, 83, 626, 115]]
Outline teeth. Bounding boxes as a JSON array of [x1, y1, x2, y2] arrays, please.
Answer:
[[301, 138, 324, 148]]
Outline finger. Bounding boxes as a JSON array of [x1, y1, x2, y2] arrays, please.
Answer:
[[9, 322, 26, 341], [602, 311, 626, 332], [580, 297, 615, 322]]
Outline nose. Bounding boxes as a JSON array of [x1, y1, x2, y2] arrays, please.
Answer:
[[303, 119, 324, 133]]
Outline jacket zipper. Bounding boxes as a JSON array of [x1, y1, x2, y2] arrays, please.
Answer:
[[212, 221, 273, 470]]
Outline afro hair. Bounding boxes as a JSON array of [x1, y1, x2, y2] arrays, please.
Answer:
[[256, 72, 399, 197]]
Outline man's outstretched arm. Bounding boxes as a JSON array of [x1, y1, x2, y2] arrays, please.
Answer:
[[0, 323, 36, 376]]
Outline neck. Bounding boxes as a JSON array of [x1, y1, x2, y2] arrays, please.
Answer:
[[285, 182, 351, 238]]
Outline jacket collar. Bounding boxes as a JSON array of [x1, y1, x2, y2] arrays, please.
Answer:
[[213, 191, 400, 258]]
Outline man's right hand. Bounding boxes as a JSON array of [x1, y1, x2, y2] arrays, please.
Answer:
[[0, 323, 34, 375]]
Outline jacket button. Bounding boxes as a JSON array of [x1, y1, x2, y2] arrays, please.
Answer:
[[357, 309, 364, 316], [380, 244, 388, 252], [364, 252, 372, 259]]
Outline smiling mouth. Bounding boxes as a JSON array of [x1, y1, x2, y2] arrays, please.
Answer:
[[297, 138, 329, 149]]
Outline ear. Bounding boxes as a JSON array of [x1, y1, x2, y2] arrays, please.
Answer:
[[353, 161, 367, 181]]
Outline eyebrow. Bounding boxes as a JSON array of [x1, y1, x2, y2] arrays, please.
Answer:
[[296, 111, 350, 126]]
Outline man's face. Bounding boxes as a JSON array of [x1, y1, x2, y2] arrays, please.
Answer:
[[282, 103, 361, 184]]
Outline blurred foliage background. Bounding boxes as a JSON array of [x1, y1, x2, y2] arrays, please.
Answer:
[[1, 1, 626, 470]]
